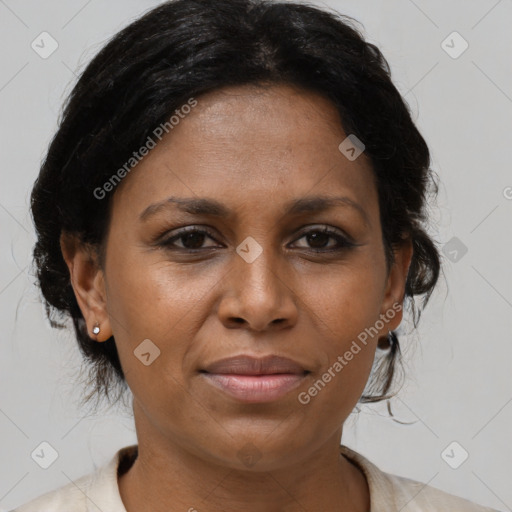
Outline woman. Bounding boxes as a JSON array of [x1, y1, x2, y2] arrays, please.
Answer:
[[13, 0, 501, 510]]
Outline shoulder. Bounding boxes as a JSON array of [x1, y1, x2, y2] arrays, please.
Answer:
[[385, 472, 500, 512], [11, 445, 137, 512], [11, 473, 91, 512], [339, 444, 501, 512]]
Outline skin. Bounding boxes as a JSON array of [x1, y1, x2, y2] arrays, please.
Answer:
[[61, 83, 413, 512]]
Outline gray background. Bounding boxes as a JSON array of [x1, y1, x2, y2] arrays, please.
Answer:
[[1, 0, 511, 510]]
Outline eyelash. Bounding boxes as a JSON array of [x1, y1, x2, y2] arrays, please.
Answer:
[[157, 225, 356, 254]]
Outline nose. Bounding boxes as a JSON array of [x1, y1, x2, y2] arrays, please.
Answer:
[[217, 243, 299, 332]]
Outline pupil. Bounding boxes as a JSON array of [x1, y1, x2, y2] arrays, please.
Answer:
[[307, 231, 328, 248], [183, 232, 205, 249]]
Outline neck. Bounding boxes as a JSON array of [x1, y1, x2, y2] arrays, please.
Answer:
[[118, 405, 369, 512]]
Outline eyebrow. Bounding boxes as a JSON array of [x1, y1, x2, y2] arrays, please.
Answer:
[[139, 195, 370, 227]]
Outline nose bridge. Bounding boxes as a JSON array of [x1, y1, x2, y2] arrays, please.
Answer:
[[218, 233, 297, 330], [234, 234, 283, 302]]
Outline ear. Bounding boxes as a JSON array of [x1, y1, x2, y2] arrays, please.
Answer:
[[60, 232, 112, 342], [379, 237, 413, 333]]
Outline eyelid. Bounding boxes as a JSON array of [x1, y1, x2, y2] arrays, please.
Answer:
[[291, 224, 354, 243], [156, 223, 356, 252], [157, 225, 221, 247]]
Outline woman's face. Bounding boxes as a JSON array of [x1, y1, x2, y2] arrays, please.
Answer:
[[67, 83, 412, 470]]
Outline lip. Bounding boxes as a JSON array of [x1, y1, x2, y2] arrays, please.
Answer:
[[200, 355, 310, 403], [202, 354, 308, 375]]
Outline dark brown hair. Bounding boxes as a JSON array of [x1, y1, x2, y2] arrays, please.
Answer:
[[30, 0, 442, 410]]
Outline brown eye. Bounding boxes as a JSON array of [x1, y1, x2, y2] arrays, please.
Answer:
[[291, 226, 355, 252], [178, 231, 208, 249], [159, 227, 220, 251], [305, 231, 331, 249]]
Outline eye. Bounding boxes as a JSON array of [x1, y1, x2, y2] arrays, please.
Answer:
[[157, 225, 356, 253], [290, 226, 355, 252], [159, 227, 220, 251]]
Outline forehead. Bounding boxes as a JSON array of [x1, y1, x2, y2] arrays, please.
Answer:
[[111, 83, 378, 223]]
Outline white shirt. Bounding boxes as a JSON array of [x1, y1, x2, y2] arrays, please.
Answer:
[[12, 444, 501, 511]]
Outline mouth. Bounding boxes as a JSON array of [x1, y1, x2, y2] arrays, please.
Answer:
[[199, 354, 311, 403]]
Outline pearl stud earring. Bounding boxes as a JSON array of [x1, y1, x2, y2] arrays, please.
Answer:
[[92, 323, 100, 335]]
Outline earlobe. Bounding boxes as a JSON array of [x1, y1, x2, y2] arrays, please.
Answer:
[[59, 232, 113, 342], [91, 321, 109, 342]]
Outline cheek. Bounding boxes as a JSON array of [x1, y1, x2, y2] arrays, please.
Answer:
[[105, 236, 384, 418], [296, 261, 384, 404], [106, 249, 216, 338], [297, 289, 378, 427], [305, 258, 385, 342], [104, 251, 218, 396]]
